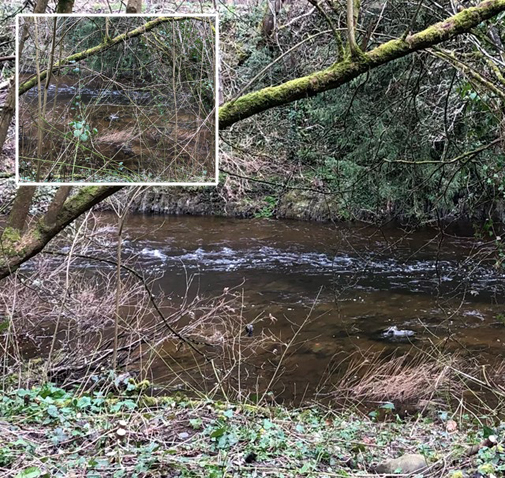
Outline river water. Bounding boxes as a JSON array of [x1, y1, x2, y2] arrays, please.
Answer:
[[72, 214, 504, 403], [18, 75, 214, 182]]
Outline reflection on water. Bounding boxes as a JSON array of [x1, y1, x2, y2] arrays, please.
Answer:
[[57, 214, 504, 401]]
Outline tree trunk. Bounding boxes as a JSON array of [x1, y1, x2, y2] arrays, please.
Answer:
[[0, 186, 123, 279], [1, 0, 49, 153], [0, 79, 14, 154], [44, 186, 72, 227], [261, 0, 284, 39], [33, 0, 50, 13], [56, 0, 75, 13], [346, 0, 362, 57], [126, 0, 143, 13], [5, 187, 36, 232]]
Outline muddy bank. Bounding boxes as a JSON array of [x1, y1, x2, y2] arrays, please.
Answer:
[[1, 177, 504, 225]]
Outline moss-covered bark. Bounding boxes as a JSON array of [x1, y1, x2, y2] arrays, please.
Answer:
[[219, 0, 505, 128], [0, 186, 123, 279]]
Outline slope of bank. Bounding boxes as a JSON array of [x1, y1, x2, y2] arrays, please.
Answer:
[[0, 179, 345, 222]]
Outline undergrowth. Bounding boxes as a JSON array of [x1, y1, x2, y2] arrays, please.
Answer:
[[0, 382, 504, 477]]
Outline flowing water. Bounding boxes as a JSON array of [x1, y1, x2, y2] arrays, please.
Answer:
[[18, 75, 214, 182], [66, 214, 505, 403]]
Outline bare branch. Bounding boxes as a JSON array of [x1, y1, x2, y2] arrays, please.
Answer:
[[346, 0, 361, 57], [383, 138, 501, 165]]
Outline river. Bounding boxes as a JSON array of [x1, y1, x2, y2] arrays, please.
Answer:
[[18, 75, 214, 182], [56, 213, 504, 404]]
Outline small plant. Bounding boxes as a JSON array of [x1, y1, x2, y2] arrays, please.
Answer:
[[68, 119, 96, 143], [255, 195, 277, 218]]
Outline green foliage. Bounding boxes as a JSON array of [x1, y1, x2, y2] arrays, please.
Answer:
[[0, 382, 503, 476], [68, 119, 95, 143], [476, 444, 505, 475], [220, 1, 504, 224], [255, 195, 277, 218]]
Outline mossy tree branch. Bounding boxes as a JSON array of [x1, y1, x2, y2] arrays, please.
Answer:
[[0, 186, 122, 279], [3, 0, 504, 282], [18, 16, 208, 95], [431, 47, 505, 101], [219, 0, 505, 128]]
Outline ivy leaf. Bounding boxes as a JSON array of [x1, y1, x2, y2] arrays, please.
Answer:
[[16, 466, 41, 478], [262, 418, 274, 430], [77, 396, 92, 409], [73, 130, 82, 138], [210, 426, 226, 438], [80, 133, 89, 142]]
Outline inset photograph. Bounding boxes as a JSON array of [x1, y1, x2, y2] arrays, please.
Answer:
[[16, 14, 217, 185]]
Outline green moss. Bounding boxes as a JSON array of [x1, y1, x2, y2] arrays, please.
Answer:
[[220, 0, 505, 129], [0, 227, 23, 256], [219, 59, 363, 128], [1, 226, 22, 244]]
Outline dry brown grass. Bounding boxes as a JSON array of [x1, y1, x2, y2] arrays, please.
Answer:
[[0, 255, 147, 334], [488, 360, 505, 394], [96, 128, 135, 144], [334, 350, 465, 404]]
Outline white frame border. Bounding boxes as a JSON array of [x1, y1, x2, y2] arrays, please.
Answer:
[[15, 13, 219, 187]]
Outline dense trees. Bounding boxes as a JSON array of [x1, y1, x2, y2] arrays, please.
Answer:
[[18, 16, 216, 182], [220, 1, 505, 127], [220, 0, 504, 223]]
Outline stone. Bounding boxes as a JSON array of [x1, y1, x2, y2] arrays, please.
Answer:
[[373, 453, 428, 474], [382, 326, 415, 338]]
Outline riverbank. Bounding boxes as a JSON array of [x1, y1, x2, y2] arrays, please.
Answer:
[[1, 174, 504, 225], [0, 179, 345, 222], [0, 383, 503, 477]]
